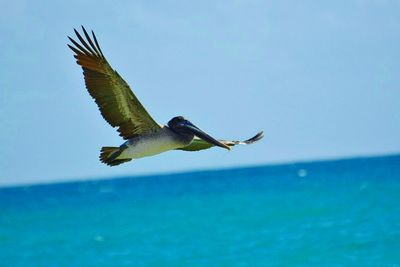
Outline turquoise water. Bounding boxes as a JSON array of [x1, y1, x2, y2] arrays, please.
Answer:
[[1, 155, 400, 266]]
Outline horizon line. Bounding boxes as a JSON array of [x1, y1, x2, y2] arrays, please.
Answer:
[[1, 152, 399, 190]]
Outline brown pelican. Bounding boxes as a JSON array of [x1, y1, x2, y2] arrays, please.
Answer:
[[68, 27, 263, 166]]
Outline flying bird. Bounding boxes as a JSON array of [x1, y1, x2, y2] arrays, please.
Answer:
[[68, 26, 263, 166]]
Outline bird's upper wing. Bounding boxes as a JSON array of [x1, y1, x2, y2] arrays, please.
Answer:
[[177, 131, 264, 151], [68, 27, 161, 139]]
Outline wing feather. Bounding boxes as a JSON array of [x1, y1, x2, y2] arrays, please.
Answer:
[[68, 26, 161, 139]]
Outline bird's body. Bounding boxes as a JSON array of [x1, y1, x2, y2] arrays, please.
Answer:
[[120, 126, 192, 160], [68, 27, 263, 166]]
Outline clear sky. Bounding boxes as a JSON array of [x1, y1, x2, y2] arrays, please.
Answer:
[[1, 0, 399, 186]]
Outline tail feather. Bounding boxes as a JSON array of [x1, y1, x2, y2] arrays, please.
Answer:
[[100, 146, 132, 166]]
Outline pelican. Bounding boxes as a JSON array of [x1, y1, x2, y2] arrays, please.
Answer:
[[68, 27, 263, 166]]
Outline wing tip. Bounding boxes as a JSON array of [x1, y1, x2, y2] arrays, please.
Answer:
[[245, 131, 264, 144], [68, 26, 105, 58]]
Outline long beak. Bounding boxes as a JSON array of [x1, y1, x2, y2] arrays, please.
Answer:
[[182, 122, 231, 150]]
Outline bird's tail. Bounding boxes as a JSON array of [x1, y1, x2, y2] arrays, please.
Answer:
[[100, 146, 132, 166]]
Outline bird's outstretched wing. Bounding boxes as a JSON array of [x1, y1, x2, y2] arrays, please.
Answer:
[[177, 131, 264, 151], [68, 26, 161, 139]]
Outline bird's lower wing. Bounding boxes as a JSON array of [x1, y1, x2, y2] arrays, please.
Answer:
[[177, 131, 264, 152]]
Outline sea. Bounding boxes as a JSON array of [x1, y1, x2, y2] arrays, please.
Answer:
[[1, 155, 399, 267]]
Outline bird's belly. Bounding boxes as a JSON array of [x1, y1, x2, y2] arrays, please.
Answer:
[[120, 135, 184, 159]]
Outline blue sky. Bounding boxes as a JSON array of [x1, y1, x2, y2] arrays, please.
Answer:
[[1, 0, 399, 186]]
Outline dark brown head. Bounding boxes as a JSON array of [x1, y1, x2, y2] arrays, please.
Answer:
[[168, 116, 230, 150]]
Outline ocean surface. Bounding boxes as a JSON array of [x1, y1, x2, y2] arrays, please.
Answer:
[[1, 155, 400, 267]]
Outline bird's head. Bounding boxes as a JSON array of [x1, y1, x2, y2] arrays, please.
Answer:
[[168, 116, 230, 150]]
